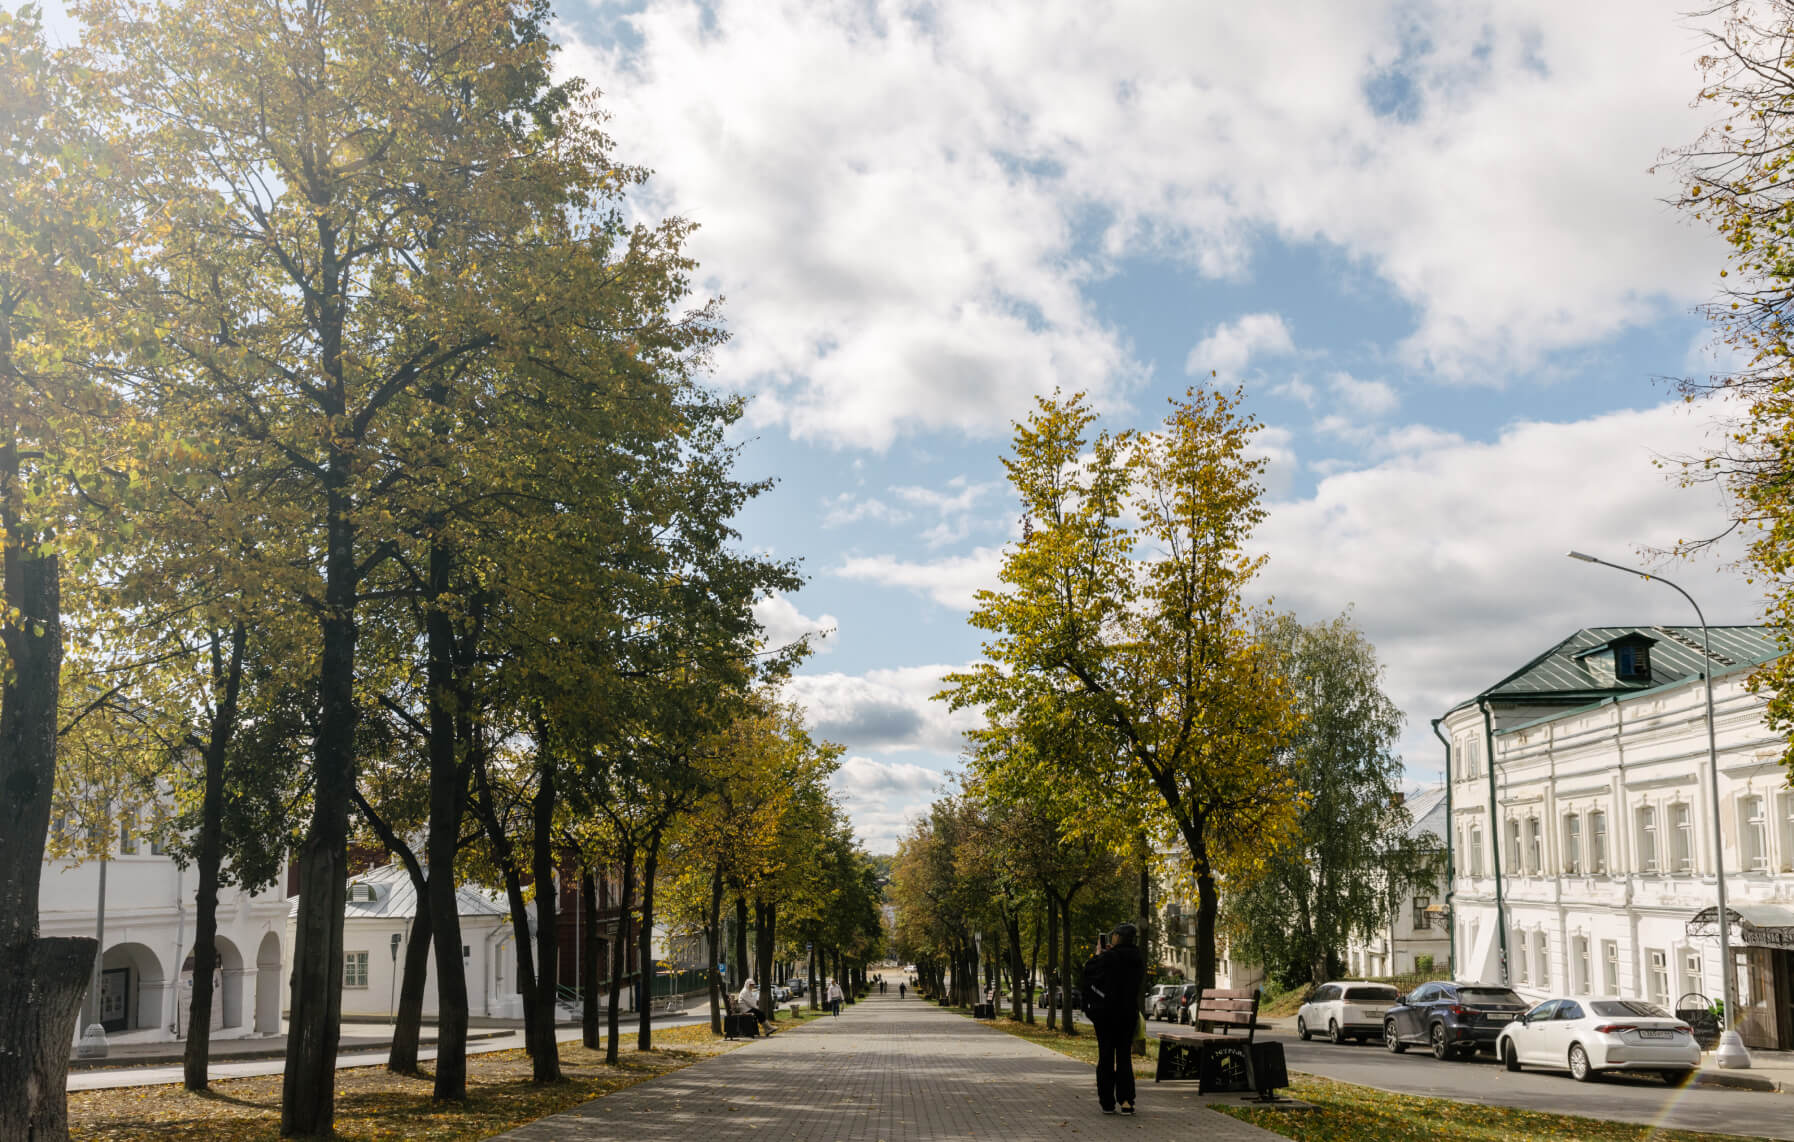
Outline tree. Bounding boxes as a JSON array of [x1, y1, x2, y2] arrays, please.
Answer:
[[1667, 1, 1794, 778], [1221, 613, 1416, 987], [944, 387, 1302, 989], [0, 10, 131, 1134]]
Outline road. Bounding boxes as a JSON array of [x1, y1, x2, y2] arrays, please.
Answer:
[[1146, 1019, 1794, 1140]]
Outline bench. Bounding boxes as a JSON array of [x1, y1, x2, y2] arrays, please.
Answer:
[[722, 1012, 760, 1039], [1155, 986, 1260, 1090]]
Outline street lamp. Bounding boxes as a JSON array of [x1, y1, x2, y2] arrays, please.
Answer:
[[1566, 550, 1751, 1069]]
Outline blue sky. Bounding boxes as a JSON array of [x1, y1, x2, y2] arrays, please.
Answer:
[[28, 0, 1761, 852], [547, 0, 1768, 851]]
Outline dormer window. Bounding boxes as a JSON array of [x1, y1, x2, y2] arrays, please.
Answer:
[[348, 882, 378, 903], [1615, 644, 1650, 682]]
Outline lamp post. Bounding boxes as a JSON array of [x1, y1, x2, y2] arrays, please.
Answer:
[[1566, 550, 1750, 1068]]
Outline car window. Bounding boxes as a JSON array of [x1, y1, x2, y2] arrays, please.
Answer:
[[1408, 984, 1435, 1003], [1459, 988, 1526, 1006], [1344, 985, 1400, 1001], [1312, 985, 1338, 1003], [1590, 1000, 1672, 1019], [1554, 1001, 1585, 1021], [1525, 1000, 1559, 1022]]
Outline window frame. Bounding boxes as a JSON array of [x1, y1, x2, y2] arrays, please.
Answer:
[[344, 950, 370, 989], [1589, 810, 1608, 875], [1669, 801, 1694, 875]]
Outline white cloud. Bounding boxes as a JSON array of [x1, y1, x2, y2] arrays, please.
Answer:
[[1185, 313, 1297, 377], [560, 0, 1726, 447], [821, 493, 908, 528], [830, 755, 943, 852], [784, 664, 984, 755], [753, 594, 838, 654], [834, 546, 1007, 611], [1328, 371, 1400, 417], [1254, 401, 1754, 773]]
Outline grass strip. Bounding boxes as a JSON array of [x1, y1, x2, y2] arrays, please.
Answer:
[[69, 1021, 740, 1141], [975, 1013, 1765, 1142]]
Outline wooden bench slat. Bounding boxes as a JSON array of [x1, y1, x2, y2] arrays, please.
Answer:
[[1196, 1011, 1253, 1024], [1199, 988, 1258, 999], [1199, 999, 1257, 1012]]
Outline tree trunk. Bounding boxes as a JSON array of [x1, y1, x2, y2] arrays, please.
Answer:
[[604, 850, 635, 1065], [389, 894, 432, 1074], [424, 545, 471, 1101], [808, 942, 818, 1010], [282, 468, 358, 1136], [0, 496, 92, 1139], [1006, 912, 1025, 1020], [183, 623, 245, 1091], [1026, 915, 1041, 1024], [1060, 893, 1077, 1035], [473, 755, 537, 1054], [732, 896, 748, 992], [1045, 899, 1059, 1031], [1195, 863, 1218, 990], [582, 870, 602, 1049], [753, 899, 776, 1027], [636, 834, 660, 1051], [706, 865, 724, 1033], [527, 758, 560, 1082]]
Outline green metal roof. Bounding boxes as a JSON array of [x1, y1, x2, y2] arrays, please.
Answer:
[[1447, 625, 1781, 715]]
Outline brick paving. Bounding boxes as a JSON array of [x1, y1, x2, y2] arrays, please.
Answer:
[[497, 990, 1285, 1141]]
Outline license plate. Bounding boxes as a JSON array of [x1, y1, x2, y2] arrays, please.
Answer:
[[1485, 1014, 1513, 1023], [1639, 1029, 1672, 1039], [1360, 1009, 1383, 1018]]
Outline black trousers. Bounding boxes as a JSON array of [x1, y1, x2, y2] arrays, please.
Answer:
[[1094, 1019, 1135, 1109]]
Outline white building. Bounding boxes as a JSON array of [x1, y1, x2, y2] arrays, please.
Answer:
[[1345, 786, 1451, 979], [288, 861, 526, 1019], [39, 828, 290, 1042], [1442, 625, 1794, 1051]]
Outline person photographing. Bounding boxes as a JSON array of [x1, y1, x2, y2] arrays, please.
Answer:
[[1079, 923, 1145, 1116]]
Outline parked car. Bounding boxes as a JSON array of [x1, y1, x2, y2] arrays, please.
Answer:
[[1497, 997, 1700, 1083], [772, 984, 793, 1003], [1383, 980, 1529, 1059], [788, 979, 806, 997], [1297, 981, 1402, 1045], [1145, 984, 1182, 1020], [1174, 983, 1201, 1024]]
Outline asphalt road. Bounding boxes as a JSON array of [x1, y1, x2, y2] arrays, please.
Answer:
[[1145, 1020, 1794, 1141]]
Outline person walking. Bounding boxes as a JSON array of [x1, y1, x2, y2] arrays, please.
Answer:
[[826, 978, 845, 1017], [899, 982, 906, 1000], [1079, 922, 1146, 1116]]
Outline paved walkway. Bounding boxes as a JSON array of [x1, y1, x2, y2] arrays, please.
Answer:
[[498, 992, 1283, 1141]]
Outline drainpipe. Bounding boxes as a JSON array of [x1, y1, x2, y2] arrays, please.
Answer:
[[1431, 719, 1455, 977], [1479, 699, 1510, 986]]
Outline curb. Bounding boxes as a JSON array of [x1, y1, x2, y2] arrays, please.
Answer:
[[1692, 1070, 1784, 1093], [70, 1028, 514, 1071]]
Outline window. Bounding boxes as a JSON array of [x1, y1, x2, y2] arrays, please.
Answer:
[[1506, 819, 1523, 875], [149, 811, 166, 856], [1572, 935, 1590, 995], [1647, 949, 1669, 1006], [1533, 932, 1550, 990], [348, 883, 376, 903], [1564, 814, 1582, 876], [1589, 810, 1608, 875], [1469, 824, 1485, 878], [1670, 802, 1693, 874], [1458, 735, 1484, 779], [1637, 806, 1659, 874], [1780, 793, 1794, 874], [118, 808, 138, 855], [1413, 896, 1431, 931], [344, 951, 369, 988], [1554, 1000, 1585, 1021], [1526, 816, 1543, 875], [1740, 795, 1768, 872], [1616, 644, 1651, 681], [1602, 940, 1620, 995], [1682, 951, 1703, 1000], [1513, 931, 1530, 984]]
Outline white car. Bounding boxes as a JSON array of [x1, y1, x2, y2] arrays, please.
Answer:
[[1296, 980, 1401, 1045], [1144, 984, 1181, 1020], [1497, 997, 1701, 1084]]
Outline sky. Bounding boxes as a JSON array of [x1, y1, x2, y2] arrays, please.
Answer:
[[28, 0, 1764, 854], [545, 0, 1771, 854]]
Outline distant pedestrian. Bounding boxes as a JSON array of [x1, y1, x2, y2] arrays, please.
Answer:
[[880, 979, 887, 995], [827, 978, 845, 1017], [1080, 923, 1145, 1116], [899, 982, 907, 1000]]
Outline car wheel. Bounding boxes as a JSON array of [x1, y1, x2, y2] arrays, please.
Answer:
[[1329, 1019, 1344, 1045], [1568, 1043, 1597, 1082], [1430, 1023, 1451, 1060], [1663, 1069, 1696, 1088], [1385, 1021, 1407, 1053], [1503, 1040, 1521, 1072], [1297, 1016, 1310, 1041]]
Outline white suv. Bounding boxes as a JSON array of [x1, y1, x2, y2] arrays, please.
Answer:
[[1143, 984, 1181, 1019], [1297, 980, 1402, 1045]]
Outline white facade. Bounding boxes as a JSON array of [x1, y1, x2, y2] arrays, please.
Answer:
[[1443, 626, 1794, 1051], [1345, 786, 1452, 979], [39, 838, 290, 1042], [287, 861, 526, 1020]]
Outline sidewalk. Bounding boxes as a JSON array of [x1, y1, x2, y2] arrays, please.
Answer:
[[497, 991, 1284, 1141]]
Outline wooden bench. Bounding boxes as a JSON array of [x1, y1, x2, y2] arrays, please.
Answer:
[[1154, 986, 1259, 1089]]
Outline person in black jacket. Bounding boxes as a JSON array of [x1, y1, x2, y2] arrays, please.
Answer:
[[1080, 922, 1146, 1115]]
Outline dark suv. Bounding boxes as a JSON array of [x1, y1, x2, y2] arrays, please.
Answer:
[[1383, 981, 1528, 1059], [1174, 983, 1200, 1024]]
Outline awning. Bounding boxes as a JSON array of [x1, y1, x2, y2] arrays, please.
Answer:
[[1686, 904, 1794, 950]]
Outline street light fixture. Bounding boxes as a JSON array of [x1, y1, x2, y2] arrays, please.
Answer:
[[1565, 550, 1750, 1069]]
